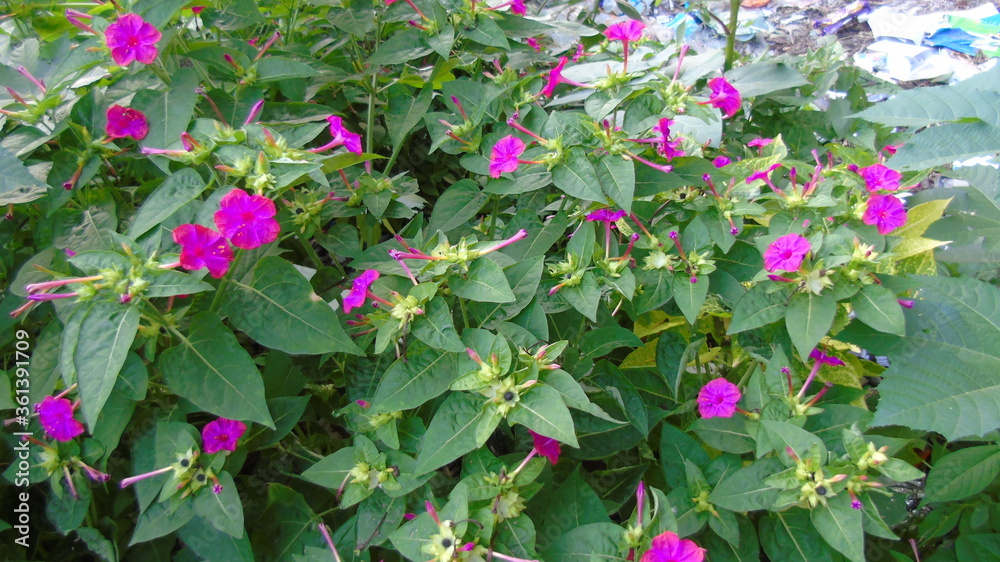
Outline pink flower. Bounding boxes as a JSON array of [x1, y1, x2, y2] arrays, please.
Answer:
[[651, 118, 684, 160], [586, 208, 626, 223], [863, 194, 907, 234], [105, 105, 149, 140], [809, 348, 844, 366], [105, 13, 162, 66], [309, 116, 363, 154], [489, 135, 526, 178], [172, 224, 234, 279], [641, 531, 705, 562], [344, 270, 379, 313], [763, 233, 811, 272], [191, 6, 205, 14], [202, 418, 247, 454], [712, 156, 730, 168], [859, 164, 901, 193], [510, 0, 526, 15], [540, 56, 590, 98], [697, 378, 741, 419], [213, 189, 280, 249], [529, 430, 561, 465], [747, 137, 773, 148], [701, 77, 741, 118], [526, 37, 541, 52], [603, 20, 646, 42], [36, 396, 85, 442]]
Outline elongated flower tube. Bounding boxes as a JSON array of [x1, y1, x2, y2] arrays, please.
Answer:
[[243, 100, 264, 126], [26, 275, 103, 294], [603, 20, 645, 73], [539, 57, 592, 98], [309, 116, 363, 155], [16, 66, 46, 93], [798, 348, 844, 400], [66, 9, 96, 34], [697, 76, 741, 118]]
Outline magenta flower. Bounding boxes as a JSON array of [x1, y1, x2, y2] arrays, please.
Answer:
[[641, 531, 706, 562], [697, 378, 741, 419], [309, 116, 363, 154], [763, 233, 811, 272], [540, 57, 590, 98], [489, 135, 527, 178], [104, 13, 162, 66], [712, 156, 730, 168], [529, 430, 561, 465], [859, 164, 902, 193], [526, 37, 541, 52], [344, 270, 380, 313], [213, 189, 280, 250], [603, 20, 646, 42], [650, 118, 684, 160], [172, 224, 234, 279], [700, 77, 741, 118], [202, 418, 247, 454], [809, 348, 844, 367], [510, 0, 526, 15], [586, 208, 626, 223], [747, 137, 773, 148], [863, 194, 907, 235], [36, 396, 85, 442], [105, 105, 149, 141]]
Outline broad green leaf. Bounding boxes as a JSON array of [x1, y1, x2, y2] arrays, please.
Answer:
[[596, 154, 635, 213], [660, 423, 710, 488], [427, 179, 487, 235], [701, 514, 761, 562], [469, 255, 544, 324], [726, 61, 808, 97], [144, 270, 215, 298], [541, 522, 624, 562], [579, 326, 642, 359], [508, 384, 578, 447], [539, 468, 610, 542], [710, 457, 784, 512], [177, 519, 254, 562], [841, 275, 1000, 439], [411, 298, 465, 352], [415, 392, 484, 474], [222, 256, 361, 355], [729, 283, 787, 333], [194, 472, 244, 537], [463, 14, 509, 48], [256, 57, 317, 82], [72, 302, 140, 430], [387, 84, 434, 152], [689, 416, 754, 454], [368, 29, 432, 65], [853, 78, 1000, 127], [924, 445, 1000, 503], [811, 494, 865, 562], [255, 484, 319, 560], [759, 510, 832, 562], [851, 284, 905, 336], [673, 273, 709, 325], [895, 198, 952, 238], [634, 268, 674, 314], [130, 500, 196, 546], [561, 271, 601, 321], [890, 236, 949, 260], [139, 68, 199, 155], [551, 149, 604, 201], [889, 121, 1000, 171], [128, 169, 208, 238], [371, 344, 466, 412], [159, 312, 273, 427], [301, 448, 355, 489], [450, 258, 515, 303], [785, 292, 836, 359], [0, 146, 47, 204]]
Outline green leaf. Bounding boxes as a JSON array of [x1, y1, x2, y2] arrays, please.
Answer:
[[415, 392, 484, 474], [562, 271, 601, 321], [710, 457, 784, 512], [469, 255, 544, 324], [371, 344, 466, 412], [579, 327, 642, 359], [851, 284, 906, 336], [463, 14, 509, 48], [660, 423, 710, 488], [130, 500, 196, 545], [759, 510, 832, 562], [160, 312, 273, 427], [811, 494, 865, 562], [509, 384, 579, 447], [194, 472, 244, 537], [255, 57, 317, 82], [177, 519, 254, 562], [144, 270, 215, 298], [411, 298, 465, 352], [689, 416, 754, 454], [759, 420, 827, 462], [222, 256, 360, 355], [853, 79, 1000, 127], [889, 121, 1000, 171], [301, 448, 355, 489], [138, 68, 199, 155], [450, 258, 516, 303], [387, 85, 433, 152], [127, 169, 208, 238], [427, 179, 487, 235], [729, 283, 787, 333], [551, 149, 605, 201], [541, 522, 624, 561], [72, 302, 140, 430], [0, 146, 47, 205], [840, 275, 1000, 439], [894, 198, 952, 239], [539, 468, 610, 541], [596, 154, 635, 214], [726, 61, 809, 97], [673, 273, 709, 325], [785, 292, 836, 359], [924, 445, 1000, 503], [368, 29, 432, 65]]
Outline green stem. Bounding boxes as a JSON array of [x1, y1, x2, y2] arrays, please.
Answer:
[[298, 236, 324, 270], [459, 297, 471, 330], [724, 0, 740, 72], [489, 195, 499, 237], [209, 249, 243, 312]]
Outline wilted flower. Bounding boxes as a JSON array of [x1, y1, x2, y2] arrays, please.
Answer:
[[700, 77, 741, 118], [172, 224, 234, 278], [640, 530, 705, 562], [105, 13, 162, 66], [526, 37, 541, 52], [105, 105, 149, 140], [213, 189, 280, 249], [863, 194, 907, 234], [697, 378, 741, 418], [809, 348, 844, 367], [763, 233, 811, 272], [202, 418, 247, 454], [529, 430, 561, 465], [36, 396, 84, 442], [343, 270, 380, 313]]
